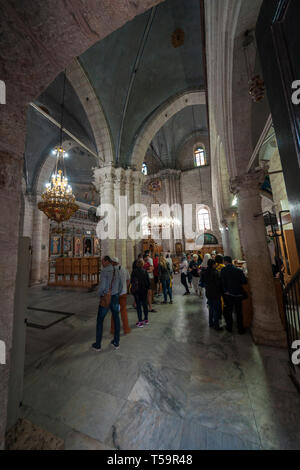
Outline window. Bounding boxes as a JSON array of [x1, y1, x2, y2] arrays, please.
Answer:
[[197, 206, 211, 232], [142, 162, 148, 175], [194, 145, 206, 167]]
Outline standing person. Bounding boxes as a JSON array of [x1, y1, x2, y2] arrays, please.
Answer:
[[189, 254, 201, 296], [158, 254, 173, 304], [153, 253, 159, 296], [166, 254, 173, 275], [186, 254, 193, 289], [215, 254, 225, 272], [180, 255, 190, 295], [221, 256, 248, 334], [132, 253, 143, 271], [131, 258, 150, 327], [202, 259, 223, 330], [110, 257, 131, 336], [197, 251, 203, 265], [143, 253, 157, 312], [92, 256, 123, 351], [199, 253, 211, 296]]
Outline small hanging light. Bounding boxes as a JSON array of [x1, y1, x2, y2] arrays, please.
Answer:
[[243, 30, 265, 103]]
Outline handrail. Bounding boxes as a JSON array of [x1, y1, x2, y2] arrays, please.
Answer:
[[283, 267, 300, 294]]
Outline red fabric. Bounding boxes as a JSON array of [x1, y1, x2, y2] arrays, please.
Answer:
[[143, 262, 151, 272], [153, 258, 159, 276]]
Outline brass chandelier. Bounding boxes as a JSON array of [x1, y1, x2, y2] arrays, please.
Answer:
[[38, 72, 78, 224]]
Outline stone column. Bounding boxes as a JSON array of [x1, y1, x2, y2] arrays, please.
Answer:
[[0, 151, 23, 450], [124, 168, 134, 270], [132, 170, 144, 259], [223, 209, 242, 259], [114, 167, 126, 264], [94, 163, 116, 258], [231, 170, 286, 347], [30, 200, 43, 284]]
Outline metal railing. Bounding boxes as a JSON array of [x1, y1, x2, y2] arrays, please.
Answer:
[[283, 267, 300, 390]]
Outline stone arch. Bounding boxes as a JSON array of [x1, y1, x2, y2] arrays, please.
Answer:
[[67, 59, 114, 165], [130, 90, 206, 170]]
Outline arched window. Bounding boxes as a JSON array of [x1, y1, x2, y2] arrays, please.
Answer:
[[194, 145, 206, 167], [141, 162, 148, 175], [197, 206, 211, 232]]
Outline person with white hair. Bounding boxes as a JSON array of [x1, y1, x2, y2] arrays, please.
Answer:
[[199, 253, 212, 296]]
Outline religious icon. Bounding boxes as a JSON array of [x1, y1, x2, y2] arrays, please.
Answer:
[[74, 237, 82, 256], [84, 238, 92, 256], [50, 236, 61, 256], [63, 237, 72, 255], [94, 237, 100, 256]]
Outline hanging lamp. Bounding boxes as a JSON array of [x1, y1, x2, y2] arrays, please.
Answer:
[[38, 72, 78, 225]]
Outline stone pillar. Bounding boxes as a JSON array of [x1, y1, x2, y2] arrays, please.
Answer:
[[132, 171, 144, 259], [124, 168, 134, 270], [0, 151, 23, 450], [94, 164, 116, 258], [30, 200, 43, 284], [114, 167, 124, 263], [231, 170, 286, 347], [223, 209, 242, 260]]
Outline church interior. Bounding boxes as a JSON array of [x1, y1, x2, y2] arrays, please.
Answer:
[[1, 0, 300, 451]]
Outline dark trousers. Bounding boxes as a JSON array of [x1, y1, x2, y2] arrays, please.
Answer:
[[161, 278, 172, 301], [223, 294, 244, 332], [181, 273, 190, 293], [96, 294, 120, 348], [207, 298, 221, 328], [134, 293, 148, 322]]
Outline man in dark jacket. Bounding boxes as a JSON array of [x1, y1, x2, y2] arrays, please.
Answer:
[[202, 259, 223, 330], [131, 259, 150, 327], [221, 256, 247, 334]]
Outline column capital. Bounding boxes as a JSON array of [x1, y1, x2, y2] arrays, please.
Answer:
[[93, 163, 115, 187], [230, 168, 266, 197]]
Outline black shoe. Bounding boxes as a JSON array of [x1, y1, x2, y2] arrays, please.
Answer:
[[161, 301, 168, 304], [183, 292, 190, 296], [149, 309, 157, 312], [110, 340, 119, 350], [91, 343, 101, 351], [169, 300, 173, 304]]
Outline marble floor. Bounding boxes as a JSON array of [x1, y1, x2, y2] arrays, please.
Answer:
[[21, 277, 300, 450]]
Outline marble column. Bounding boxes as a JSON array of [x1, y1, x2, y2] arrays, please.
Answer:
[[30, 200, 43, 283], [94, 164, 116, 258], [231, 170, 286, 347]]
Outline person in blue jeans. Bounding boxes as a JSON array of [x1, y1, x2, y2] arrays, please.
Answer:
[[92, 256, 123, 351], [158, 255, 173, 304]]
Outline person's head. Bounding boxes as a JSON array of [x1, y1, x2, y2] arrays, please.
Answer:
[[207, 259, 216, 269], [144, 250, 150, 257], [143, 253, 148, 261], [187, 254, 191, 260], [137, 253, 143, 260], [215, 254, 224, 265], [136, 259, 144, 269], [193, 254, 198, 261], [224, 256, 232, 265], [111, 256, 119, 266], [159, 254, 167, 267], [102, 255, 112, 267], [202, 253, 211, 268]]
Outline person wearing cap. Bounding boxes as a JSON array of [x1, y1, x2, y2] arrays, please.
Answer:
[[92, 255, 123, 351], [110, 257, 131, 336]]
